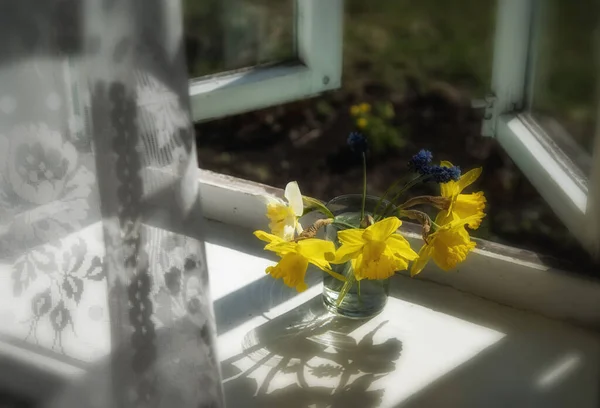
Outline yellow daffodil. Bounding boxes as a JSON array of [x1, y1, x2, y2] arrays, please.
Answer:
[[410, 213, 480, 277], [357, 117, 368, 129], [350, 105, 360, 116], [439, 161, 486, 229], [254, 231, 337, 292], [265, 181, 304, 240], [359, 103, 371, 113], [333, 217, 418, 280]]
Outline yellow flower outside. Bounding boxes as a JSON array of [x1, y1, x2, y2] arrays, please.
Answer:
[[332, 217, 417, 280], [357, 117, 368, 129], [350, 105, 360, 116], [254, 231, 337, 292], [410, 213, 480, 277], [439, 161, 486, 229], [359, 103, 371, 113]]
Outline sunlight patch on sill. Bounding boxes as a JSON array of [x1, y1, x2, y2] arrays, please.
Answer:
[[205, 241, 277, 301], [215, 283, 505, 407]]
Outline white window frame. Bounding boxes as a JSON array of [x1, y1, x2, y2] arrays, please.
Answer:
[[483, 0, 600, 258], [188, 0, 343, 122]]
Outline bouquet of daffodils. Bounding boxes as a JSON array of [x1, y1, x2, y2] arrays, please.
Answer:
[[253, 132, 486, 296]]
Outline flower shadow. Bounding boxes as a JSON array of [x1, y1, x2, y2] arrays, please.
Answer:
[[222, 296, 402, 408]]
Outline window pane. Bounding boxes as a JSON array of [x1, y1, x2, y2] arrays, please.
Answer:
[[194, 0, 596, 271], [529, 0, 599, 174], [183, 0, 295, 78]]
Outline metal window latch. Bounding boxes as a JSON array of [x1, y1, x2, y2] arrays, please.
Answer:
[[471, 94, 497, 137]]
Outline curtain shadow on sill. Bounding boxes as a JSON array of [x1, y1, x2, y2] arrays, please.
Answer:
[[213, 269, 323, 336]]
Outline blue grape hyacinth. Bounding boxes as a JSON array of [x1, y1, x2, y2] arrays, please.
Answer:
[[428, 165, 461, 183], [408, 149, 433, 173], [347, 132, 368, 154], [408, 149, 461, 183]]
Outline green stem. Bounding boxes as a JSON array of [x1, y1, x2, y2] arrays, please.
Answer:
[[336, 267, 356, 307], [377, 174, 431, 220], [360, 152, 367, 223], [430, 219, 443, 230], [322, 268, 347, 282], [373, 174, 411, 217]]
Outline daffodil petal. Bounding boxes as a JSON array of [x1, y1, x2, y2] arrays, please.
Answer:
[[363, 217, 401, 241], [308, 256, 330, 271], [254, 230, 283, 244], [265, 241, 297, 256], [456, 167, 482, 193], [331, 243, 363, 264], [308, 257, 347, 283], [434, 210, 456, 227], [410, 244, 434, 277], [285, 181, 304, 217], [351, 253, 363, 280], [440, 182, 453, 198], [445, 214, 483, 231], [297, 239, 336, 262], [337, 228, 364, 245], [387, 234, 418, 260], [390, 252, 410, 272]]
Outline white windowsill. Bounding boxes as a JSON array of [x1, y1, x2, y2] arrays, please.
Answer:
[[199, 169, 600, 406], [2, 169, 600, 407], [204, 218, 600, 407]]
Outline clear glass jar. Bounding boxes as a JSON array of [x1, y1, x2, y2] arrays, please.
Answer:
[[322, 194, 393, 318]]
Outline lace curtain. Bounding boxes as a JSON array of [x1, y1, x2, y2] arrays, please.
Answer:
[[0, 1, 222, 407]]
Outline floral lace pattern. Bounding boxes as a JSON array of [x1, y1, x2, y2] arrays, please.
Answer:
[[0, 124, 96, 258], [0, 224, 109, 363], [0, 1, 222, 406]]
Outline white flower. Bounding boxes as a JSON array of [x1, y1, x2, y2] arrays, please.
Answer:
[[265, 181, 304, 241]]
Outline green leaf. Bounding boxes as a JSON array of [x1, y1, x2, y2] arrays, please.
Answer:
[[302, 196, 334, 219]]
